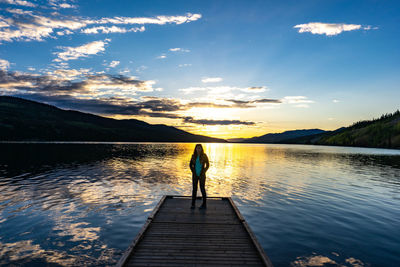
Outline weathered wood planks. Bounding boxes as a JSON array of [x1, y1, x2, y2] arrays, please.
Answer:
[[117, 195, 273, 267]]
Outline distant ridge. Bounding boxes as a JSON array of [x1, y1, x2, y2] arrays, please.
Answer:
[[232, 129, 326, 143], [0, 96, 225, 142]]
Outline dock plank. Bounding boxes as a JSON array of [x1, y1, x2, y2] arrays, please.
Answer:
[[117, 195, 273, 267]]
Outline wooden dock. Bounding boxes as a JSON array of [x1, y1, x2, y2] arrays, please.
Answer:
[[117, 195, 273, 267]]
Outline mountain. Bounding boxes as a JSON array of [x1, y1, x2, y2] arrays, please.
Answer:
[[230, 110, 400, 149], [0, 96, 225, 142], [315, 111, 400, 149], [284, 111, 400, 149], [236, 129, 326, 143]]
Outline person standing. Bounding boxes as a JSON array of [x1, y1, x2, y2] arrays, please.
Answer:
[[189, 144, 209, 209]]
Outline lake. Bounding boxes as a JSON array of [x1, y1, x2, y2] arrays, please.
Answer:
[[0, 143, 399, 266]]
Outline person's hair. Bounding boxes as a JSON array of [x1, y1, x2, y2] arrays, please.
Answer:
[[192, 144, 205, 158]]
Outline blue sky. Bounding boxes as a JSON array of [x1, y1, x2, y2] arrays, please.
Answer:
[[0, 0, 399, 138]]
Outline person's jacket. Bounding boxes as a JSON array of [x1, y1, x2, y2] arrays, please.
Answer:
[[189, 153, 210, 177]]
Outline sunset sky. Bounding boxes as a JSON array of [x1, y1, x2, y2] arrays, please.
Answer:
[[0, 0, 399, 138]]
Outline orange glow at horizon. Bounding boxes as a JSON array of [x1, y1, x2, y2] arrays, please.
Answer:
[[106, 114, 274, 139], [106, 112, 341, 139]]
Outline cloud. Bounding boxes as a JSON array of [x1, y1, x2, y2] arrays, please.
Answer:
[[109, 60, 120, 68], [5, 8, 33, 15], [282, 96, 314, 104], [169, 47, 190, 52], [1, 68, 267, 126], [8, 93, 256, 126], [185, 102, 231, 108], [179, 86, 235, 95], [183, 117, 255, 125], [0, 70, 155, 97], [363, 25, 378, 30], [333, 99, 339, 103], [179, 87, 206, 94], [0, 0, 36, 7], [58, 3, 76, 9], [56, 29, 73, 36], [54, 39, 110, 61], [157, 54, 166, 59], [0, 59, 10, 70], [179, 85, 268, 97], [178, 63, 192, 67], [81, 26, 145, 34], [226, 98, 281, 108], [136, 65, 147, 73], [282, 96, 314, 108], [240, 86, 268, 93], [0, 11, 88, 42], [94, 13, 201, 25], [294, 22, 376, 36], [48, 0, 77, 9], [201, 77, 223, 83], [48, 68, 91, 79], [0, 11, 201, 42]]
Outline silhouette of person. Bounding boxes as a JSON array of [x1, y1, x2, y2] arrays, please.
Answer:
[[189, 144, 209, 209]]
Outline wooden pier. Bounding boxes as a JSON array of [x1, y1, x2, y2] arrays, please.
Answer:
[[117, 195, 273, 267]]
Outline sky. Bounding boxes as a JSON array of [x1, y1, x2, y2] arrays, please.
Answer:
[[0, 0, 399, 139]]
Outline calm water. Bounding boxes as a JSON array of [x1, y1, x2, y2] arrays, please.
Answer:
[[0, 143, 399, 266]]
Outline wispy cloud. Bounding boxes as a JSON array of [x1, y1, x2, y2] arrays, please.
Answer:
[[0, 0, 36, 7], [49, 0, 77, 9], [240, 86, 267, 93], [226, 99, 281, 107], [5, 8, 33, 14], [0, 11, 88, 42], [183, 117, 255, 125], [54, 39, 110, 61], [0, 11, 201, 42], [109, 60, 120, 68], [81, 26, 145, 34], [179, 85, 267, 96], [56, 29, 73, 36], [94, 13, 201, 25], [178, 63, 192, 67], [282, 96, 314, 108], [58, 3, 76, 9], [294, 22, 376, 36], [157, 54, 167, 59], [0, 59, 10, 70], [201, 77, 223, 83], [180, 86, 232, 94], [169, 47, 190, 52], [136, 65, 147, 73], [48, 0, 77, 9]]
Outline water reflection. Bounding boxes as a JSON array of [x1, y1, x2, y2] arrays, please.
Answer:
[[0, 143, 399, 266]]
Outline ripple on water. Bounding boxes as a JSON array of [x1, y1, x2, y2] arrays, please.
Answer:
[[0, 143, 399, 266]]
